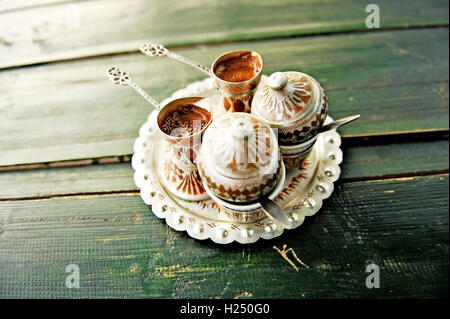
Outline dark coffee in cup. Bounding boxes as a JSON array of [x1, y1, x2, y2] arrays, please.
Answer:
[[159, 104, 211, 137], [211, 50, 263, 114], [213, 51, 261, 83]]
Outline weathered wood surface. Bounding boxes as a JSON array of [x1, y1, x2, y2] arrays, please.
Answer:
[[1, 28, 448, 166], [0, 0, 448, 300], [0, 0, 74, 13], [0, 174, 447, 298], [0, 140, 448, 200], [0, 0, 448, 69], [340, 139, 449, 180]]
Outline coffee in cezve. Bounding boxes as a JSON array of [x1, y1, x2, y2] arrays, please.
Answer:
[[213, 52, 261, 83], [159, 104, 211, 137]]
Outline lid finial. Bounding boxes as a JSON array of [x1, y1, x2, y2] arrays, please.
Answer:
[[231, 118, 254, 138], [267, 72, 288, 90]]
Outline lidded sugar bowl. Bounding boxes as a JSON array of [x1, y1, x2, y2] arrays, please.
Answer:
[[197, 112, 282, 203], [251, 71, 328, 169], [251, 71, 328, 145]]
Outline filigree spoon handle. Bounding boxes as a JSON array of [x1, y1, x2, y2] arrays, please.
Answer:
[[140, 43, 212, 77], [106, 66, 161, 110]]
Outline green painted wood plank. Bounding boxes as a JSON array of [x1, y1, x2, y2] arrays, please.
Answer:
[[0, 28, 448, 166], [0, 0, 76, 13], [0, 0, 448, 69], [0, 163, 136, 200], [0, 140, 448, 200], [0, 174, 447, 298], [340, 139, 449, 180]]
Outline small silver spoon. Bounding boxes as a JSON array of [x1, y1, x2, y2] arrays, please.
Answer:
[[106, 66, 161, 109], [319, 114, 361, 134], [140, 43, 212, 77]]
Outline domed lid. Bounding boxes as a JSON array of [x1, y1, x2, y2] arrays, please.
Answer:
[[199, 113, 280, 180], [252, 71, 321, 124]]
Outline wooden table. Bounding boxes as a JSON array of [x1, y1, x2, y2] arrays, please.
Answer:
[[0, 0, 448, 298]]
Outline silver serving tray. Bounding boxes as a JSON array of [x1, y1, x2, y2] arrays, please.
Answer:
[[132, 77, 342, 244]]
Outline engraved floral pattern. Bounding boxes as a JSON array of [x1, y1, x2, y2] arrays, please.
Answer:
[[259, 74, 312, 122], [163, 159, 206, 197], [208, 117, 271, 173], [198, 113, 281, 202]]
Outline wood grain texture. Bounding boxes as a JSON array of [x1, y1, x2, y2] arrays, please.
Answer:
[[0, 174, 447, 298], [0, 0, 448, 69], [0, 163, 136, 200], [0, 28, 448, 166], [0, 0, 447, 301], [0, 140, 448, 200], [340, 139, 449, 180], [0, 0, 75, 13]]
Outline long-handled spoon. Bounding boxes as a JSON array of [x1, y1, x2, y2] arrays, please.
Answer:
[[106, 66, 161, 109], [140, 43, 212, 77], [319, 114, 361, 134]]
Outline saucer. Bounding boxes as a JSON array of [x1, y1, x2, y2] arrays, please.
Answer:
[[132, 77, 342, 244]]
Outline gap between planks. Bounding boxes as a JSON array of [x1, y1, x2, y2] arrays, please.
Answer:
[[0, 172, 447, 203], [0, 129, 447, 172], [1, 24, 448, 71]]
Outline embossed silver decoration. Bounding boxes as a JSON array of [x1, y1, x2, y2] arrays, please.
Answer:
[[252, 74, 359, 172], [259, 71, 313, 122], [252, 71, 328, 145], [133, 79, 343, 244], [211, 50, 263, 115], [197, 113, 281, 203], [140, 43, 212, 76]]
